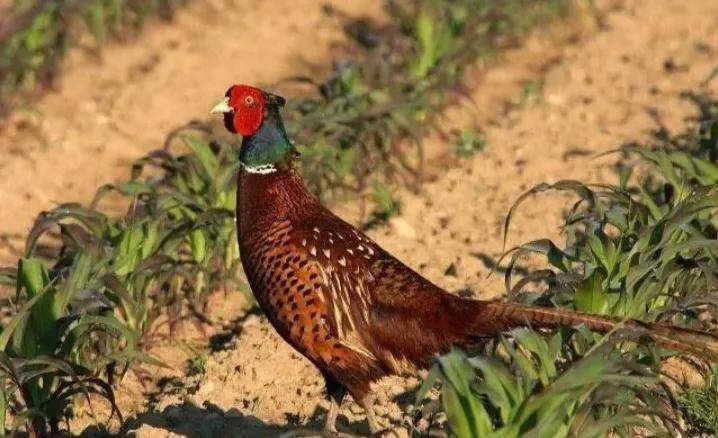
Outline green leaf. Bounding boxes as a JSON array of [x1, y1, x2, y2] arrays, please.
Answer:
[[141, 220, 160, 259], [189, 229, 208, 264], [574, 272, 608, 315], [182, 136, 218, 180], [16, 258, 59, 356], [114, 224, 144, 276], [470, 357, 523, 424], [0, 269, 53, 353], [437, 349, 492, 437]]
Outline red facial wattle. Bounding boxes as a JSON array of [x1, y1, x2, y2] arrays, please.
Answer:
[[226, 85, 265, 137]]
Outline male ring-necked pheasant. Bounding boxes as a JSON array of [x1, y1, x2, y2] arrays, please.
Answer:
[[211, 85, 718, 434]]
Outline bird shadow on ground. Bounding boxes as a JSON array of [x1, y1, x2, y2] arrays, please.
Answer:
[[108, 382, 421, 437], [79, 400, 375, 437], [207, 306, 263, 353], [77, 400, 292, 437], [126, 401, 290, 437]]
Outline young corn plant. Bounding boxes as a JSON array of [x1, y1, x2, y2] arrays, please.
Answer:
[[502, 180, 718, 326], [362, 179, 401, 230], [0, 257, 122, 436], [502, 97, 718, 328], [120, 126, 244, 315], [24, 203, 171, 353], [0, 123, 243, 433], [416, 328, 674, 437]]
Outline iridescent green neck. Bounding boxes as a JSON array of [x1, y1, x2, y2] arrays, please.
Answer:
[[240, 107, 293, 174]]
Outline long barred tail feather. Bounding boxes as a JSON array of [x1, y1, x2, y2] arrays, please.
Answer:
[[471, 300, 718, 362]]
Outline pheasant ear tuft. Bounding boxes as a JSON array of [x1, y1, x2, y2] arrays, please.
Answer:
[[264, 92, 286, 107]]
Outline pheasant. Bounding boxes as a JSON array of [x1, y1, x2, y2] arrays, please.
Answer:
[[211, 84, 718, 434]]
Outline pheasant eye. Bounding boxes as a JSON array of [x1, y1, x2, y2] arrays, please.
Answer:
[[244, 95, 255, 106]]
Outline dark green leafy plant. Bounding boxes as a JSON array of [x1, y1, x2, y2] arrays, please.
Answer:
[[417, 328, 672, 437], [503, 180, 718, 325], [111, 129, 243, 315], [0, 125, 244, 434], [24, 203, 170, 352], [679, 366, 718, 435], [502, 98, 718, 328], [0, 258, 122, 436]]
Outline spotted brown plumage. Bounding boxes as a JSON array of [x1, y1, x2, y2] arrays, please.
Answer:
[[211, 85, 718, 434]]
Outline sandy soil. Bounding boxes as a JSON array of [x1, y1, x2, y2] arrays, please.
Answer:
[[1, 0, 718, 436]]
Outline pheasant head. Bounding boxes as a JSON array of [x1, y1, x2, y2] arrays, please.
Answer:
[[211, 84, 294, 174]]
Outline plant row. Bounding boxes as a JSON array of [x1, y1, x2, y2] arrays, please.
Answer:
[[0, 0, 185, 112]]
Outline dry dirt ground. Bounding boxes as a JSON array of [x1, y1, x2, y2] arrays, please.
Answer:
[[1, 0, 718, 436]]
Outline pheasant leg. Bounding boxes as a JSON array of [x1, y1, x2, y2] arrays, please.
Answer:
[[324, 375, 346, 433]]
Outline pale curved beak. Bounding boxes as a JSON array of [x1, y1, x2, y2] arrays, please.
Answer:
[[210, 97, 232, 114]]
